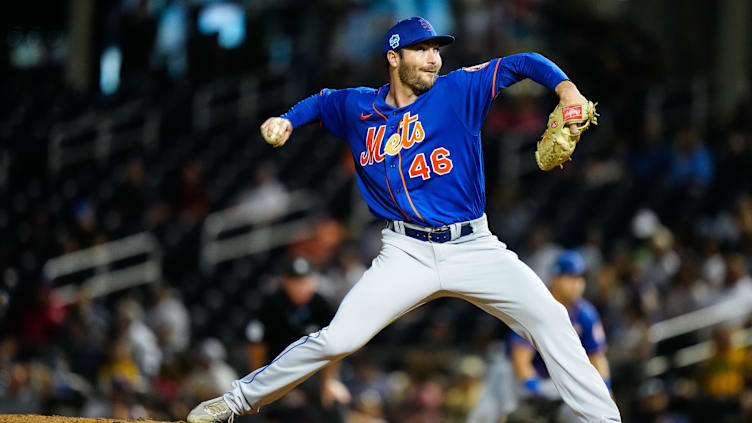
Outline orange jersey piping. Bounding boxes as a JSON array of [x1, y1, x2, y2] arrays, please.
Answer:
[[491, 58, 501, 99], [372, 101, 411, 222], [397, 151, 427, 223]]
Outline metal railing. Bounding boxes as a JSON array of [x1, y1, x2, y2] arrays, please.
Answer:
[[645, 327, 752, 378], [200, 190, 316, 274], [648, 294, 752, 344], [643, 292, 752, 377], [43, 188, 319, 303], [43, 232, 162, 305], [192, 75, 258, 132], [49, 100, 160, 173]]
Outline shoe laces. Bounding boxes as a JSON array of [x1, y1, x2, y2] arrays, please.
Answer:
[[205, 400, 236, 423]]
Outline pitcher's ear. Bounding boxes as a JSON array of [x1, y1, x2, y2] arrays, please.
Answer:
[[386, 50, 400, 68]]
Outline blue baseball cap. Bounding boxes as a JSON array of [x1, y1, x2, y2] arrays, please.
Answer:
[[552, 250, 586, 276], [383, 17, 454, 56]]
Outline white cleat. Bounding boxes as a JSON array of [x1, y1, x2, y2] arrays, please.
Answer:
[[187, 396, 239, 423]]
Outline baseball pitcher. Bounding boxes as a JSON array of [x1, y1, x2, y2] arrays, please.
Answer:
[[188, 17, 617, 423]]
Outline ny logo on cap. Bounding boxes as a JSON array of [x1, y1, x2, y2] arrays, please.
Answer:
[[417, 18, 433, 32], [389, 34, 400, 49]]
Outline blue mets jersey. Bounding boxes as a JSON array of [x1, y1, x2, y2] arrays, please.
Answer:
[[510, 298, 607, 378], [281, 53, 567, 226]]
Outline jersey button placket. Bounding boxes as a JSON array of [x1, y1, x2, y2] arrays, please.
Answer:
[[385, 142, 405, 216], [387, 156, 400, 194], [390, 121, 400, 195]]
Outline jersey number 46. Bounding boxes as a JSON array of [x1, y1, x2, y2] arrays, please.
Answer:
[[409, 147, 453, 180]]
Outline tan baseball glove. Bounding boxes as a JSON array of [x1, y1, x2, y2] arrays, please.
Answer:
[[535, 101, 598, 171]]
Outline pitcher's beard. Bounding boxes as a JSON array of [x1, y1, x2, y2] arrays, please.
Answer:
[[399, 65, 436, 95]]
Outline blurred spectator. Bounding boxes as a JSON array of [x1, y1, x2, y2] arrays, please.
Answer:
[[399, 379, 444, 423], [16, 283, 67, 348], [667, 126, 714, 188], [342, 355, 391, 422], [725, 254, 752, 297], [695, 325, 749, 422], [289, 216, 346, 268], [631, 117, 670, 182], [631, 208, 662, 241], [734, 195, 752, 248], [72, 200, 108, 248], [699, 240, 726, 290], [442, 355, 485, 422], [89, 331, 151, 419], [97, 336, 145, 396], [664, 262, 710, 319], [521, 224, 562, 284], [60, 288, 109, 382], [153, 356, 191, 419], [699, 325, 747, 398], [641, 226, 681, 291], [0, 338, 43, 413], [244, 256, 349, 421], [578, 228, 605, 279], [232, 163, 290, 222], [710, 254, 752, 324], [632, 378, 690, 423], [608, 301, 652, 371], [115, 298, 162, 378], [188, 338, 238, 400], [590, 262, 629, 331], [715, 128, 752, 207], [147, 284, 191, 358]]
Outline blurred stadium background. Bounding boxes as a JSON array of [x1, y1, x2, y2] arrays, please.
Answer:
[[1, 0, 751, 421]]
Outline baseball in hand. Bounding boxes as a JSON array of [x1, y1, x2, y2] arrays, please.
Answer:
[[260, 117, 293, 147]]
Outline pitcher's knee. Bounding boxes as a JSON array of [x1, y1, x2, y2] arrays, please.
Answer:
[[320, 330, 366, 357], [528, 299, 569, 328], [548, 301, 570, 324]]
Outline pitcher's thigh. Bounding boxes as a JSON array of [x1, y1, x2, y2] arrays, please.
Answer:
[[445, 243, 562, 333], [323, 242, 440, 356]]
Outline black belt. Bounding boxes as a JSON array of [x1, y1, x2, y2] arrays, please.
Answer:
[[389, 222, 473, 243]]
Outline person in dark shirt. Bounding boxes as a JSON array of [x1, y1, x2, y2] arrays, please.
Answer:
[[245, 257, 350, 421]]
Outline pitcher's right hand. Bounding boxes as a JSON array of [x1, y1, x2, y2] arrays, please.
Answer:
[[260, 117, 293, 148]]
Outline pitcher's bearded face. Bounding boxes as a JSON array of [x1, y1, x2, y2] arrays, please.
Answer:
[[396, 41, 442, 94]]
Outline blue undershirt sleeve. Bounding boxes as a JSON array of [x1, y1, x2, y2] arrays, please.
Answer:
[[280, 89, 347, 139], [447, 52, 570, 133], [496, 53, 569, 92], [280, 93, 323, 129]]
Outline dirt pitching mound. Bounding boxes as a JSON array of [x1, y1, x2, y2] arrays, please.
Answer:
[[0, 415, 176, 423]]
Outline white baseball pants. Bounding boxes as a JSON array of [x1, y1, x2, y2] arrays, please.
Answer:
[[224, 215, 621, 422], [466, 346, 580, 423]]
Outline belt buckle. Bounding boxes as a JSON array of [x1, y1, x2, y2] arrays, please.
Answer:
[[427, 225, 449, 243], [426, 226, 436, 243]]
